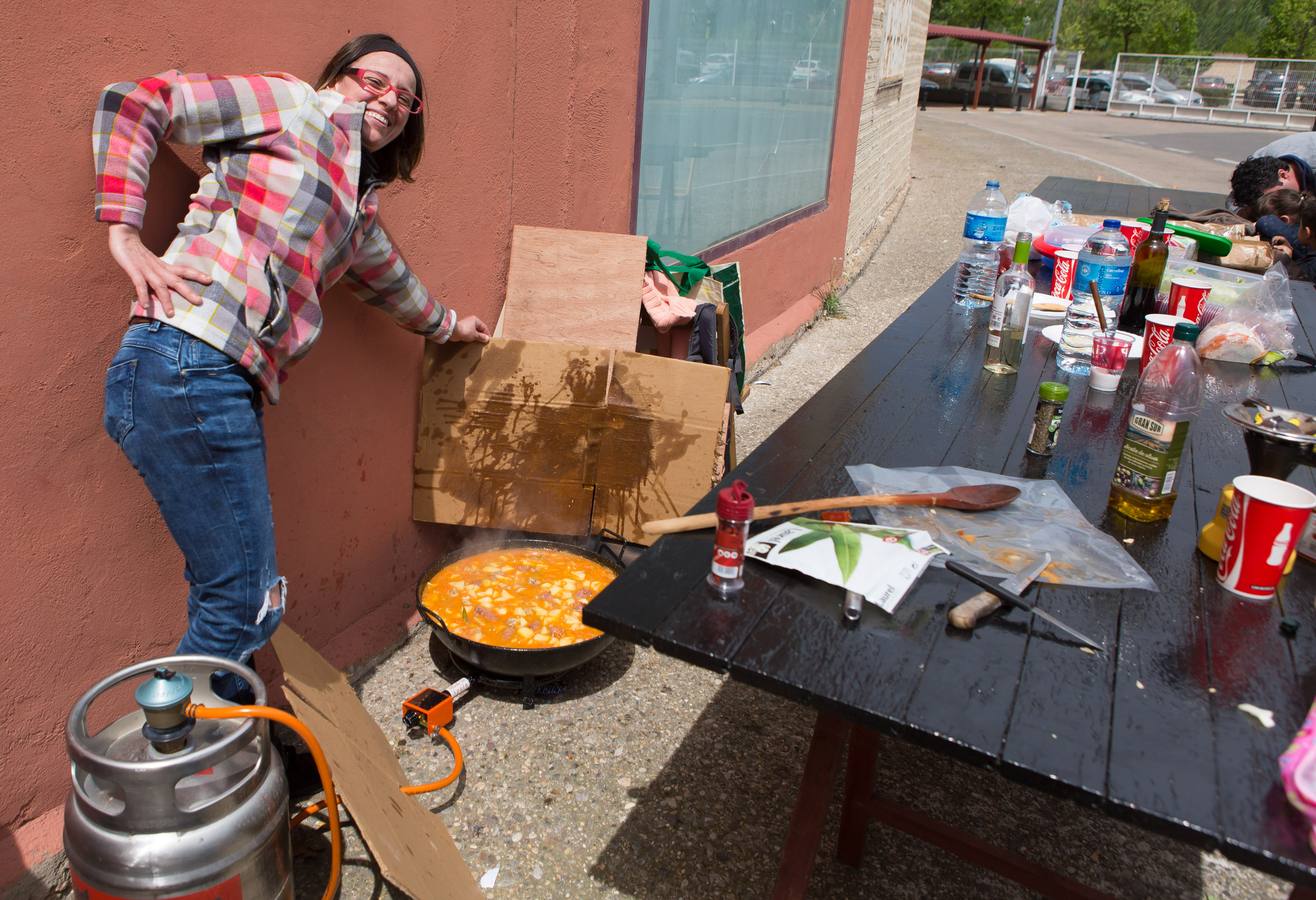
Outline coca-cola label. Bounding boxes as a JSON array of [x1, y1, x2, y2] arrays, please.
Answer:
[[1052, 251, 1078, 300], [1217, 487, 1315, 599], [1143, 323, 1176, 366], [963, 212, 1006, 242]]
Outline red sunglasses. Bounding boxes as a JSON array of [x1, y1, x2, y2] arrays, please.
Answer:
[[345, 68, 423, 115]]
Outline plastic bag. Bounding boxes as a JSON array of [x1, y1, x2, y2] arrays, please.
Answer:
[[1194, 262, 1296, 364], [846, 464, 1157, 591], [1005, 193, 1054, 244]]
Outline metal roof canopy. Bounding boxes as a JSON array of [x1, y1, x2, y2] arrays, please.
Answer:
[[927, 24, 1053, 52], [926, 24, 1053, 110]]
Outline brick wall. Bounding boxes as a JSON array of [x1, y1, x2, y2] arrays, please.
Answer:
[[843, 0, 931, 276]]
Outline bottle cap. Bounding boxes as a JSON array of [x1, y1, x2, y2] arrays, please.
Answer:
[[716, 480, 755, 520], [1038, 381, 1069, 403], [1173, 322, 1200, 342], [1103, 218, 1121, 229], [986, 179, 1000, 189]]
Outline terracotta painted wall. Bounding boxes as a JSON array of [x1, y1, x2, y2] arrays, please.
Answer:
[[0, 0, 872, 884]]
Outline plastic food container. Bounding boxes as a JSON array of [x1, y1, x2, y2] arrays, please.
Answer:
[[1158, 258, 1265, 307]]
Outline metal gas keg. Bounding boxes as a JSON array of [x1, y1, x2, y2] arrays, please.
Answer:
[[64, 656, 293, 899]]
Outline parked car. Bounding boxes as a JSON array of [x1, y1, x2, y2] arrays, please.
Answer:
[[950, 60, 1033, 105], [789, 59, 833, 88], [1047, 73, 1113, 110], [922, 61, 955, 88], [1108, 73, 1201, 105], [1301, 78, 1316, 111], [1197, 75, 1229, 91], [701, 53, 736, 76], [1243, 70, 1303, 108]]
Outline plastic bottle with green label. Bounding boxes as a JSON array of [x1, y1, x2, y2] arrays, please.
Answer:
[[1108, 322, 1202, 522]]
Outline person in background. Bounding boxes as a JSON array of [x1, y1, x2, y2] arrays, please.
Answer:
[[1230, 155, 1315, 219], [94, 34, 490, 703], [1269, 191, 1316, 282], [1250, 131, 1316, 174]]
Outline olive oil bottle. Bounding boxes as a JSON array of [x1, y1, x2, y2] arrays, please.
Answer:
[[1108, 322, 1202, 522]]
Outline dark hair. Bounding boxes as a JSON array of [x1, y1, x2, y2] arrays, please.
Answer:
[[1231, 156, 1285, 215], [316, 33, 425, 184], [1300, 192, 1316, 234], [1255, 188, 1304, 221]]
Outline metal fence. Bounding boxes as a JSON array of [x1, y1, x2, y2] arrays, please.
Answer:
[[1036, 50, 1084, 112], [1107, 53, 1316, 130]]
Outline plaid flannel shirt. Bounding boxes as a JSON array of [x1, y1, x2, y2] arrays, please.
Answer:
[[92, 71, 456, 402]]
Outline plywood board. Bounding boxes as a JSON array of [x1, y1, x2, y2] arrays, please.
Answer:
[[500, 225, 646, 351], [413, 338, 728, 543], [272, 628, 481, 900]]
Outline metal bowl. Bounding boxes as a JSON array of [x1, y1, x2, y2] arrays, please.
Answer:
[[415, 539, 621, 678]]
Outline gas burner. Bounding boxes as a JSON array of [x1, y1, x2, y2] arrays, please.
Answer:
[[438, 643, 567, 710]]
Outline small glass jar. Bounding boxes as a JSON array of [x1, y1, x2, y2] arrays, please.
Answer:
[[708, 480, 755, 596], [1026, 381, 1069, 456]]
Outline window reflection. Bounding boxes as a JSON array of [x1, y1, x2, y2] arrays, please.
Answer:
[[638, 0, 846, 251]]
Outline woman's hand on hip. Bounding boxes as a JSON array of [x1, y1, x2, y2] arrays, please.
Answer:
[[452, 315, 491, 343], [107, 223, 213, 317]]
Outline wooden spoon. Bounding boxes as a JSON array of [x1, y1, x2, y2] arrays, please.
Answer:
[[641, 484, 1021, 535]]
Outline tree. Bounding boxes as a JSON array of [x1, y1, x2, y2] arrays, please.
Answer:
[[1255, 0, 1316, 59], [930, 0, 1054, 34], [1061, 0, 1199, 67]]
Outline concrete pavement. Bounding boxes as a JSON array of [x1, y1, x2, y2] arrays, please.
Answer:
[[921, 106, 1293, 195]]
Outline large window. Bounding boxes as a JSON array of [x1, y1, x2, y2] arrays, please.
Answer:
[[636, 0, 847, 253]]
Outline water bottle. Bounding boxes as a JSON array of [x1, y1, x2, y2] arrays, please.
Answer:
[[952, 179, 1008, 308], [1056, 219, 1131, 374]]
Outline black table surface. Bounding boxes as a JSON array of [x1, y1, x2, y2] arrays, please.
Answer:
[[585, 177, 1316, 887]]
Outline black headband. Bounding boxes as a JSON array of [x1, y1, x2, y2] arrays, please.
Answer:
[[348, 36, 421, 96]]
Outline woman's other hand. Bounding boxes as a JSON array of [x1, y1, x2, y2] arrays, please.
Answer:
[[107, 223, 212, 317], [452, 315, 491, 343], [1271, 235, 1295, 260]]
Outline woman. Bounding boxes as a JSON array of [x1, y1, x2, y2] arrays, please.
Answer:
[[95, 35, 488, 701]]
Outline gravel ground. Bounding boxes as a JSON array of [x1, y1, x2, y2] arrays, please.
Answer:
[[291, 113, 1294, 899]]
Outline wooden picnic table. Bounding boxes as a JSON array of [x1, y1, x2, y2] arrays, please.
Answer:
[[585, 177, 1316, 898]]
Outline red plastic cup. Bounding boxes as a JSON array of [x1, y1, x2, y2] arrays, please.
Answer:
[[1217, 475, 1316, 601], [1120, 221, 1152, 254], [1052, 249, 1078, 301], [1090, 333, 1133, 391], [1168, 276, 1211, 323], [1141, 313, 1190, 372]]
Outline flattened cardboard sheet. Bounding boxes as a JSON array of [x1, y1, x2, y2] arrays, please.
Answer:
[[413, 338, 728, 543], [272, 628, 481, 900], [500, 225, 647, 351]]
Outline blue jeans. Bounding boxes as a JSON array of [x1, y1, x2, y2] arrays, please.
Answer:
[[103, 321, 284, 703]]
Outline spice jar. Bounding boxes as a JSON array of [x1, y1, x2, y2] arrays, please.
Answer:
[[1026, 381, 1069, 456], [708, 480, 755, 596]]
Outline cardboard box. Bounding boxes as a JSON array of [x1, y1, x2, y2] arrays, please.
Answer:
[[413, 338, 729, 543], [498, 225, 647, 351]]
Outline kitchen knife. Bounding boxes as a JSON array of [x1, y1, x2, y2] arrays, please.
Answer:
[[947, 552, 1051, 630]]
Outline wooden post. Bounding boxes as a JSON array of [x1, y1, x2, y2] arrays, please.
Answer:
[[972, 44, 986, 110]]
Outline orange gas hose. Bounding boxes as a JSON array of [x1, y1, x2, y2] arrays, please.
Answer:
[[188, 703, 341, 900], [289, 725, 464, 826], [401, 726, 464, 795]]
